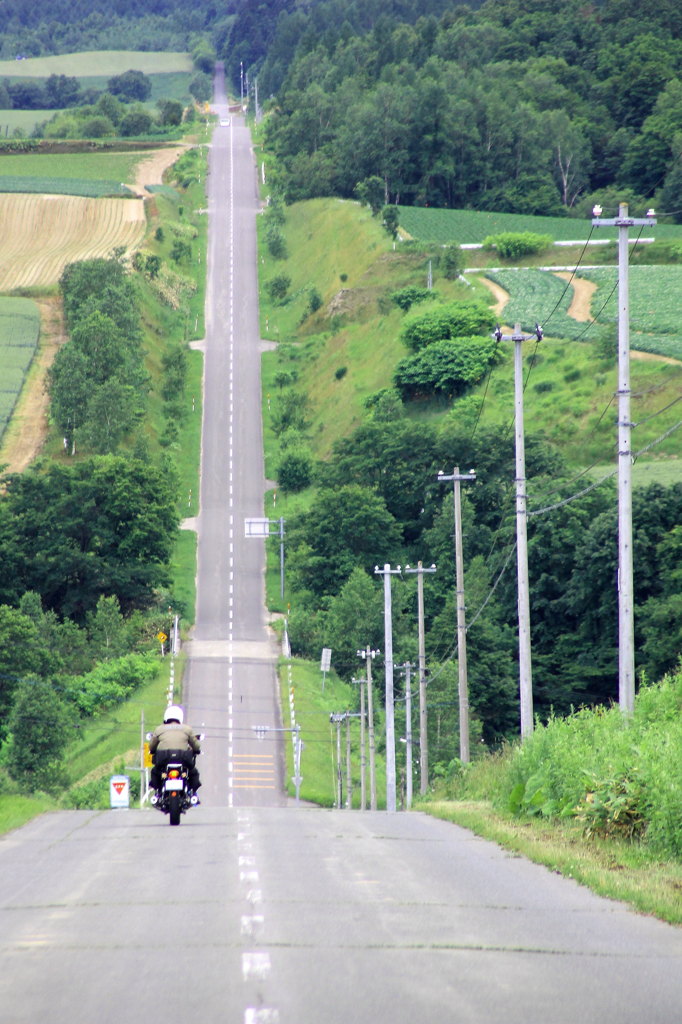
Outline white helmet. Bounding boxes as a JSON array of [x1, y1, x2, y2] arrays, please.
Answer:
[[163, 705, 184, 724]]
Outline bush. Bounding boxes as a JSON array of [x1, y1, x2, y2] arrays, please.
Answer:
[[277, 448, 314, 492], [64, 653, 158, 717], [401, 301, 495, 352], [267, 274, 291, 302], [390, 286, 436, 312], [483, 232, 553, 259], [394, 336, 500, 401], [440, 245, 465, 280]]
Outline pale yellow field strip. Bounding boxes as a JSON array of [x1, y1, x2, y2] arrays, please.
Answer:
[[0, 195, 145, 290]]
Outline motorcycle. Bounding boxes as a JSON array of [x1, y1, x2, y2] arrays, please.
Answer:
[[147, 734, 203, 826]]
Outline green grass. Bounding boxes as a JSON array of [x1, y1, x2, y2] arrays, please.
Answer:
[[0, 150, 156, 183], [397, 205, 682, 245], [0, 51, 192, 78], [0, 176, 132, 196], [0, 296, 40, 440], [0, 793, 56, 833], [279, 657, 387, 808]]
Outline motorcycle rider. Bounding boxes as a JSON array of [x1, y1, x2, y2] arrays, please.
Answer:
[[148, 705, 202, 797]]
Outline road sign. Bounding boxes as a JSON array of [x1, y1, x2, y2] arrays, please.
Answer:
[[245, 517, 271, 537], [320, 648, 332, 672], [157, 631, 168, 642], [109, 775, 130, 808]]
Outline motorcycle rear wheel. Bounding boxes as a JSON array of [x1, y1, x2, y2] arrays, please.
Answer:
[[168, 792, 182, 826]]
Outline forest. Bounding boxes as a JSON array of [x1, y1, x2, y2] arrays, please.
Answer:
[[4, 0, 682, 217]]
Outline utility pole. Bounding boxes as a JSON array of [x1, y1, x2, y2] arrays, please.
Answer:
[[374, 563, 402, 812], [399, 663, 414, 809], [592, 202, 656, 714], [357, 647, 379, 810], [351, 676, 367, 809], [404, 562, 437, 793], [330, 712, 344, 808], [346, 711, 352, 808], [438, 468, 476, 762], [493, 323, 542, 738]]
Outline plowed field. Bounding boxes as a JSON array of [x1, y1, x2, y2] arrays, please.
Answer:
[[0, 194, 145, 289]]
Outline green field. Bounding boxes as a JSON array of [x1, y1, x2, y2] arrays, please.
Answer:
[[485, 265, 682, 359], [0, 150, 157, 182], [579, 266, 682, 360], [397, 205, 682, 246], [0, 297, 40, 441], [0, 176, 132, 196], [0, 51, 192, 78]]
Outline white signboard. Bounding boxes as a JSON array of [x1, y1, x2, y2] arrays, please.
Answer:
[[320, 648, 332, 672], [245, 517, 271, 537], [110, 775, 130, 808]]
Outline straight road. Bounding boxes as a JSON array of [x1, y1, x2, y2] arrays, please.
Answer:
[[183, 66, 285, 809], [0, 67, 681, 1024]]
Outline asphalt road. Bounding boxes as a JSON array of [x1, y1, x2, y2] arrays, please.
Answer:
[[0, 69, 681, 1024]]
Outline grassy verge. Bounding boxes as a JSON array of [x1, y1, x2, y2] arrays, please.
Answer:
[[279, 657, 387, 808], [0, 793, 56, 834], [419, 799, 682, 925]]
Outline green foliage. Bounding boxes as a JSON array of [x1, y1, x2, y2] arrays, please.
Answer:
[[354, 176, 385, 215], [394, 336, 500, 401], [277, 447, 314, 493], [63, 652, 158, 717], [401, 301, 495, 352], [483, 232, 554, 259], [0, 297, 40, 441], [470, 670, 682, 858], [390, 286, 435, 312], [266, 273, 291, 302], [6, 678, 74, 793], [439, 246, 464, 280], [382, 204, 399, 239], [0, 456, 179, 621]]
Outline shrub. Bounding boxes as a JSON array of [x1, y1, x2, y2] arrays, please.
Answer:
[[390, 286, 436, 312], [440, 245, 465, 279], [278, 448, 314, 492], [401, 301, 495, 352], [266, 274, 291, 302], [483, 232, 553, 259], [394, 336, 500, 401]]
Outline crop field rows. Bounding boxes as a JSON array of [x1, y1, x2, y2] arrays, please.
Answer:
[[398, 205, 682, 245], [0, 194, 146, 289], [0, 177, 132, 197], [0, 298, 40, 440], [484, 267, 682, 360]]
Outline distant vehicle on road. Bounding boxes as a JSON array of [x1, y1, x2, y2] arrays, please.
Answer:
[[220, 118, 230, 127]]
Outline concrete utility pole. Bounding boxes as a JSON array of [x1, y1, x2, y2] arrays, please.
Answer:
[[592, 203, 656, 715], [493, 324, 543, 738], [400, 663, 414, 809], [330, 712, 344, 808], [374, 564, 402, 812], [437, 468, 476, 762], [404, 562, 436, 794], [351, 677, 367, 809], [357, 647, 379, 810]]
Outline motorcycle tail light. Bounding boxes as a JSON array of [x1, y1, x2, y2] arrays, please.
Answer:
[[168, 769, 180, 778]]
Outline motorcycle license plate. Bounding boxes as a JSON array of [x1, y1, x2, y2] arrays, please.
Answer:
[[165, 779, 184, 791]]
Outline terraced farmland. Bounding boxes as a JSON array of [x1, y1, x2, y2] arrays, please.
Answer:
[[0, 194, 145, 289]]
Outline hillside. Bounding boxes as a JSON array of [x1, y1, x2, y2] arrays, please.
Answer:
[[261, 198, 682, 476]]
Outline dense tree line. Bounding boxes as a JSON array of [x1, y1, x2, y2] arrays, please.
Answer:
[[283, 413, 682, 750], [48, 258, 149, 454], [225, 0, 682, 217], [0, 0, 230, 59]]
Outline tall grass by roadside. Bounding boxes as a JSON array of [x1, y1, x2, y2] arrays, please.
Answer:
[[432, 667, 682, 859]]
